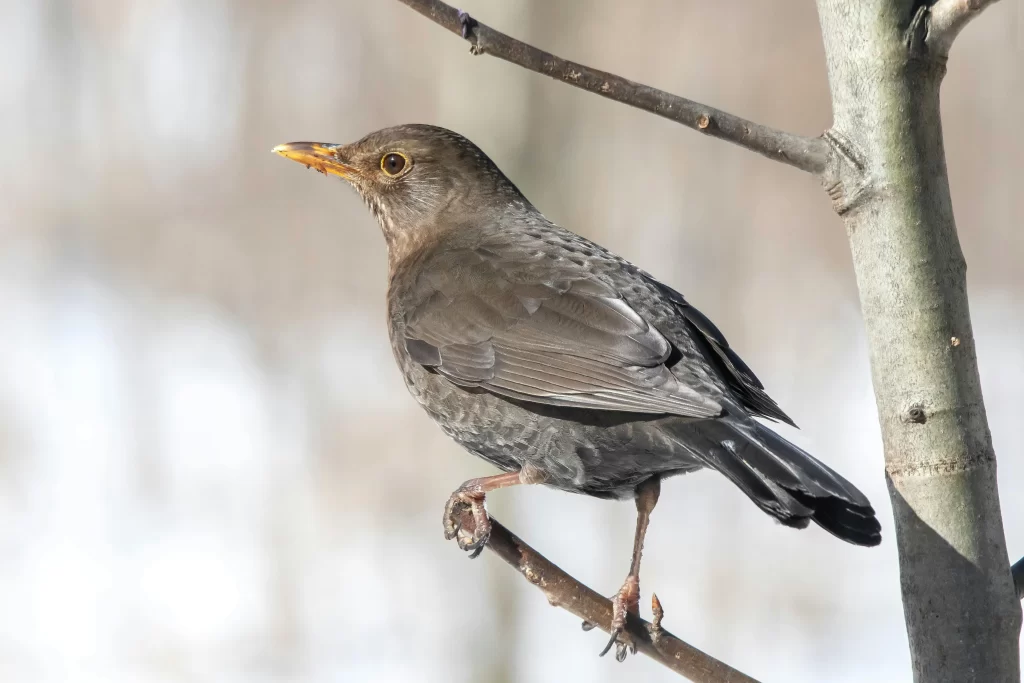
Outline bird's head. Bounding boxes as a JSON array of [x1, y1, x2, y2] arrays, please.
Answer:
[[274, 124, 526, 250]]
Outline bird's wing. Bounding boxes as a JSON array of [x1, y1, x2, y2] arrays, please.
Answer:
[[641, 276, 796, 426], [401, 244, 723, 418]]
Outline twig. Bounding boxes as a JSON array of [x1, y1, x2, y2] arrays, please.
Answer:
[[457, 509, 761, 682], [1012, 556, 1024, 601], [926, 0, 1004, 56], [395, 0, 828, 176]]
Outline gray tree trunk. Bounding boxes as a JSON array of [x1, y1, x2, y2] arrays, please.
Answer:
[[815, 2, 1021, 681]]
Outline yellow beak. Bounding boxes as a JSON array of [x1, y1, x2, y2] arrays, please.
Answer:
[[272, 142, 355, 179]]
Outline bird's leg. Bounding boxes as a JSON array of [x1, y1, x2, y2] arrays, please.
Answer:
[[600, 475, 661, 661], [443, 466, 542, 558]]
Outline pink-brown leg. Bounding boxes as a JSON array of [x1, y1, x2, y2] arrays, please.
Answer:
[[601, 475, 661, 661]]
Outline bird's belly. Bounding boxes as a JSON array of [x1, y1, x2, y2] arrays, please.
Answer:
[[398, 357, 701, 498]]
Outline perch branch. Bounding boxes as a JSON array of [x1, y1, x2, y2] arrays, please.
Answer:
[[395, 0, 829, 175], [456, 509, 761, 682], [926, 0, 1004, 55], [1012, 556, 1024, 601]]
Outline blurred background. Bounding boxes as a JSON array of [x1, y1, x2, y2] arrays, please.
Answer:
[[0, 1, 1021, 681]]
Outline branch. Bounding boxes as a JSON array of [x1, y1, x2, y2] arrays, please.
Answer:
[[1012, 556, 1024, 601], [926, 0, 1004, 56], [459, 510, 761, 682], [395, 0, 828, 175]]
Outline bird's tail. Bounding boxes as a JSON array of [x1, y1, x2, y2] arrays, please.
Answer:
[[680, 419, 881, 546]]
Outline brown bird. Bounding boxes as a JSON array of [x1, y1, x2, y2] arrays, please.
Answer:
[[274, 125, 880, 659]]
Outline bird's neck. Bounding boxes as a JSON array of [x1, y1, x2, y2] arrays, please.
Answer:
[[383, 218, 440, 272], [382, 189, 550, 285]]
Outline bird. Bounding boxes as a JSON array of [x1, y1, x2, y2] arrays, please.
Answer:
[[273, 124, 881, 659]]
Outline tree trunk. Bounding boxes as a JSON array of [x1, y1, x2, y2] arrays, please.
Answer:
[[815, 2, 1021, 680]]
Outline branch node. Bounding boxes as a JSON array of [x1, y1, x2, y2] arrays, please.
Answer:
[[456, 9, 475, 38], [821, 129, 872, 215], [903, 403, 928, 424], [904, 5, 931, 57], [650, 592, 666, 644], [456, 9, 484, 54], [823, 130, 865, 173]]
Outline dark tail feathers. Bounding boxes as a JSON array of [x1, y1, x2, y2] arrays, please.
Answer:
[[699, 420, 881, 547]]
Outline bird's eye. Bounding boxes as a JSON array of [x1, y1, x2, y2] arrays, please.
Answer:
[[380, 152, 409, 177]]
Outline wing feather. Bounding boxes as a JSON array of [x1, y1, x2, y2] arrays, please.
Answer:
[[640, 276, 796, 426], [403, 244, 722, 418]]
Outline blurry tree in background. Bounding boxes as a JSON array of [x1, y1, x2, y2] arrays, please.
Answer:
[[0, 1, 1021, 682]]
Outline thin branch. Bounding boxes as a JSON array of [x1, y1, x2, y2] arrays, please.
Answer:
[[1012, 556, 1024, 601], [926, 0, 1004, 55], [395, 0, 829, 176], [457, 509, 761, 682]]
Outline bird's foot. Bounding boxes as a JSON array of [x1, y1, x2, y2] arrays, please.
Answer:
[[599, 574, 640, 662], [443, 485, 491, 558]]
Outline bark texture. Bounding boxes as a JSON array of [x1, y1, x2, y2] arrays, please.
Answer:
[[815, 2, 1020, 681]]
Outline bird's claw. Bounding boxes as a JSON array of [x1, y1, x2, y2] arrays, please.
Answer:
[[599, 574, 640, 661], [600, 631, 636, 662], [443, 487, 490, 557], [600, 628, 637, 662]]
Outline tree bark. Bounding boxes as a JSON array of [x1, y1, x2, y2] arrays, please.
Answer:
[[814, 2, 1021, 681]]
